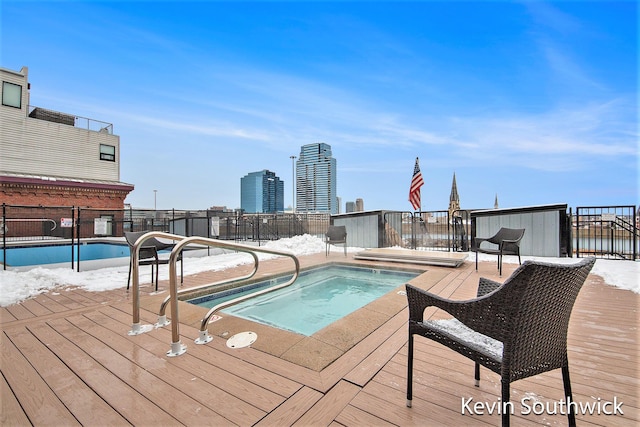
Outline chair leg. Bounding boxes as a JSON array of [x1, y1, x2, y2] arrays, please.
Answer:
[[474, 362, 480, 387], [475, 250, 478, 270], [153, 262, 159, 292], [406, 333, 414, 407], [127, 258, 132, 290], [501, 378, 511, 427], [562, 365, 577, 427]]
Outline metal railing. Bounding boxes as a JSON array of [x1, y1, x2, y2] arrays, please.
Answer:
[[127, 232, 300, 357], [575, 205, 638, 260], [128, 232, 185, 337], [28, 105, 114, 134]]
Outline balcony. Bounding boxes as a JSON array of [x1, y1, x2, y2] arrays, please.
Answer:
[[28, 105, 113, 134]]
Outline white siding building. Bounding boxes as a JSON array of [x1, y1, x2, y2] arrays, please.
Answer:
[[0, 66, 133, 209]]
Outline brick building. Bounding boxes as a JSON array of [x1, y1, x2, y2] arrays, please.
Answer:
[[0, 66, 134, 209]]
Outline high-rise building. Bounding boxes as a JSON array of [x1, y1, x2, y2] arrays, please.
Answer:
[[296, 143, 337, 214], [345, 201, 355, 213], [240, 170, 284, 213], [355, 198, 364, 212]]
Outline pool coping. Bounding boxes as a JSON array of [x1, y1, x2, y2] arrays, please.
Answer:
[[152, 260, 432, 371]]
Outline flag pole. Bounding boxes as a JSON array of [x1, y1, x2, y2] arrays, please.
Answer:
[[409, 157, 425, 248]]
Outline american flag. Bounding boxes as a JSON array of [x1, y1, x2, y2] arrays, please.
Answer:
[[409, 157, 424, 211]]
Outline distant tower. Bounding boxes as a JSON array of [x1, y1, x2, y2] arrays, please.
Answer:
[[296, 143, 337, 214], [494, 194, 499, 209], [240, 170, 284, 213], [448, 172, 461, 219], [355, 198, 364, 212], [345, 201, 355, 213]]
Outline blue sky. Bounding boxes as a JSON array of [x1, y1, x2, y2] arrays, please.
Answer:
[[2, 1, 637, 211]]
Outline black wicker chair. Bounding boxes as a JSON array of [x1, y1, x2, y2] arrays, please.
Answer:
[[472, 227, 525, 275], [125, 231, 183, 291], [406, 257, 596, 427], [325, 225, 347, 256]]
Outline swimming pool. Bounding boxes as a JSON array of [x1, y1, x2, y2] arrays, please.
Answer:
[[0, 242, 129, 267], [187, 265, 419, 336]]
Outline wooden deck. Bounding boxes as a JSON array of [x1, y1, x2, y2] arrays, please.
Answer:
[[1, 253, 638, 426]]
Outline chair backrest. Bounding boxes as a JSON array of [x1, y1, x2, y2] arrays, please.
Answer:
[[124, 231, 146, 248], [124, 231, 166, 259], [326, 225, 347, 242], [488, 227, 525, 245], [485, 257, 595, 381]]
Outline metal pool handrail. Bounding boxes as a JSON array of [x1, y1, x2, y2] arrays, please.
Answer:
[[128, 231, 185, 336], [155, 252, 260, 328], [164, 236, 300, 357]]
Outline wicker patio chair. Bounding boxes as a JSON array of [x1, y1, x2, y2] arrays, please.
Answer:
[[325, 225, 347, 256], [406, 257, 596, 427], [472, 227, 525, 275], [125, 231, 183, 291]]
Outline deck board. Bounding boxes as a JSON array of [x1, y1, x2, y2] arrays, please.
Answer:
[[254, 386, 323, 426], [26, 321, 182, 426], [57, 313, 260, 425], [4, 327, 130, 426], [1, 373, 31, 426], [88, 306, 292, 413], [1, 253, 637, 426], [1, 330, 81, 426]]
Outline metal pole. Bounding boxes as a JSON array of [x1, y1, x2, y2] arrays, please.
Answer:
[[2, 203, 6, 271], [71, 206, 75, 270], [76, 208, 81, 272], [290, 155, 296, 213]]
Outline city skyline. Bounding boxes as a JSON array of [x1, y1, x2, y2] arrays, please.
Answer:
[[2, 2, 636, 211]]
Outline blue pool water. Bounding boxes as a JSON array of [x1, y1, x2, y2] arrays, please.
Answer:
[[0, 243, 130, 267], [188, 265, 419, 336]]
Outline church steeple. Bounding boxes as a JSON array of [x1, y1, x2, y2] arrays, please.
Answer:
[[450, 172, 460, 204], [448, 172, 460, 218], [494, 193, 499, 209]]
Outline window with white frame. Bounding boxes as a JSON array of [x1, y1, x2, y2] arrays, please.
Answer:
[[2, 81, 22, 108], [100, 144, 116, 161]]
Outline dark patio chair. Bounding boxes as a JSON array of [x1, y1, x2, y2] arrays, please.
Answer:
[[125, 231, 183, 291], [472, 227, 525, 275], [406, 257, 596, 427], [325, 225, 347, 256]]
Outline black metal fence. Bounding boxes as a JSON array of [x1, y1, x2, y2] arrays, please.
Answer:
[[379, 210, 470, 251], [0, 204, 331, 270], [575, 205, 638, 260], [2, 203, 637, 270], [381, 210, 462, 251]]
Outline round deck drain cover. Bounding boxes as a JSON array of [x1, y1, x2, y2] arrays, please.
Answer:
[[226, 331, 257, 349]]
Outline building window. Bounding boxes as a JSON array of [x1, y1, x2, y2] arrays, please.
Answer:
[[2, 81, 22, 108], [100, 144, 115, 161]]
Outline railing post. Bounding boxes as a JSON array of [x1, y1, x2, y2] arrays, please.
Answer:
[[76, 208, 81, 272], [128, 231, 183, 337], [166, 238, 186, 356], [71, 206, 75, 270], [127, 233, 150, 336], [2, 203, 6, 271]]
